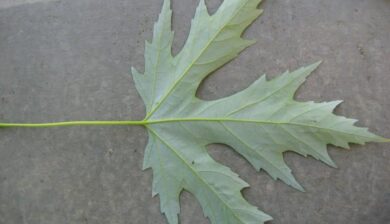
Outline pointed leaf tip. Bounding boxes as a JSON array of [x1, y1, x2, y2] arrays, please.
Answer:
[[290, 179, 305, 192], [307, 60, 322, 73]]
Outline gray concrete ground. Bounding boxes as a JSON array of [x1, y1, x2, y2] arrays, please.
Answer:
[[0, 0, 389, 223]]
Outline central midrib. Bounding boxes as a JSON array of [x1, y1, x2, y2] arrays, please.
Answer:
[[145, 117, 372, 139]]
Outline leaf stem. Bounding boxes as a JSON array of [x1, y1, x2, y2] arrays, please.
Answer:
[[0, 120, 147, 128], [1, 118, 390, 142]]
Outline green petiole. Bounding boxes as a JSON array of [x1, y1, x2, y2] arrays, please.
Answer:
[[0, 120, 147, 128]]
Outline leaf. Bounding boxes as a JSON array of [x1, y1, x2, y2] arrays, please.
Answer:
[[132, 0, 385, 223]]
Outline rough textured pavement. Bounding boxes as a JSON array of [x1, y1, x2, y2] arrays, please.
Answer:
[[0, 0, 389, 223]]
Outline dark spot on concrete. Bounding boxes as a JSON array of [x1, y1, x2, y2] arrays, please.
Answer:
[[336, 20, 345, 25], [357, 44, 365, 57], [107, 149, 114, 156]]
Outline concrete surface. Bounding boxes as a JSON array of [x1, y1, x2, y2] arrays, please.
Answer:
[[0, 0, 389, 223]]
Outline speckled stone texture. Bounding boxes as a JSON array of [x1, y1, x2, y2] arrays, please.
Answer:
[[0, 0, 389, 223]]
